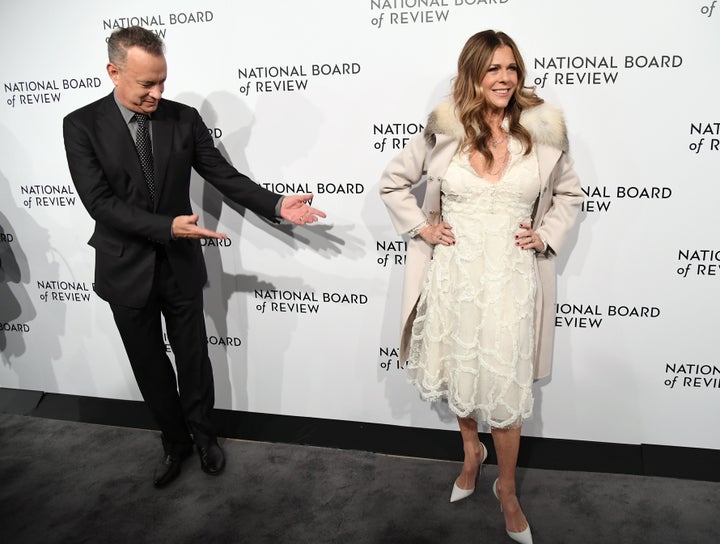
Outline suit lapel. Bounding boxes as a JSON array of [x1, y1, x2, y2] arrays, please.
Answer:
[[150, 102, 174, 209], [94, 94, 153, 203]]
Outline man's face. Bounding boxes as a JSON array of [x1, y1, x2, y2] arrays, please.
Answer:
[[107, 46, 167, 114]]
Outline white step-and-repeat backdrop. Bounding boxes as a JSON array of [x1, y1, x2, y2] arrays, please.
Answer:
[[1, 0, 719, 450]]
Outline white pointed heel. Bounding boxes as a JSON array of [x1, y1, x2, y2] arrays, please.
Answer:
[[450, 481, 475, 503], [492, 479, 533, 544], [449, 442, 488, 502]]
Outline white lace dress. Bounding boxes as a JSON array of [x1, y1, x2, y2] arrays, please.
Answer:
[[407, 136, 541, 428]]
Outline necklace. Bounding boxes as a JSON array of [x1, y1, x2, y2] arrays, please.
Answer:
[[486, 148, 510, 176], [489, 130, 507, 149], [470, 146, 510, 178], [488, 127, 510, 175]]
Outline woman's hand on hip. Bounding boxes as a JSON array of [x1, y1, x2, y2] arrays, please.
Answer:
[[420, 221, 455, 246], [515, 222, 544, 251]]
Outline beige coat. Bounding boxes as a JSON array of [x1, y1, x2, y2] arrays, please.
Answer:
[[379, 101, 584, 379]]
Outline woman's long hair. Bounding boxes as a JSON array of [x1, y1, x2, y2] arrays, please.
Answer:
[[452, 30, 543, 167]]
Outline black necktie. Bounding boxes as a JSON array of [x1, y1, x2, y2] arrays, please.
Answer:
[[132, 113, 155, 202]]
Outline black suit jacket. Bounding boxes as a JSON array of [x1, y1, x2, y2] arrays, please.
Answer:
[[63, 92, 280, 308]]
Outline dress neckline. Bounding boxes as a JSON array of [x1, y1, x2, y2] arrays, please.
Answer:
[[456, 135, 518, 185]]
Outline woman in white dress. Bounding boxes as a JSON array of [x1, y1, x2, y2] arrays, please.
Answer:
[[380, 30, 583, 544]]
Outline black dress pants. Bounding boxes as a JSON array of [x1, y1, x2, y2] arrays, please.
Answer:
[[109, 249, 216, 455]]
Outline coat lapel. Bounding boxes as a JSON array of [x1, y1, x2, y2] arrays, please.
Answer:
[[535, 143, 561, 218], [536, 143, 561, 193]]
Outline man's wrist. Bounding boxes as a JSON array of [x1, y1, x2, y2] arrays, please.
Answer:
[[274, 196, 285, 218]]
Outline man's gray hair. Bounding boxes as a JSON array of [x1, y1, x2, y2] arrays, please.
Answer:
[[108, 26, 164, 66]]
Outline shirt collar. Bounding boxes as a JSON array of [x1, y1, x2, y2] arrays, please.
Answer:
[[113, 89, 150, 125]]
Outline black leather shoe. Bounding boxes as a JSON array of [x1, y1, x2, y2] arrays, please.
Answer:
[[153, 449, 192, 488], [198, 441, 226, 475]]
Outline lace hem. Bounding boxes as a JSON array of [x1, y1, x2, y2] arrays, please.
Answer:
[[407, 374, 533, 428]]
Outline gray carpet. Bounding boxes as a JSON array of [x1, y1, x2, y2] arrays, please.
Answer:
[[0, 413, 717, 544]]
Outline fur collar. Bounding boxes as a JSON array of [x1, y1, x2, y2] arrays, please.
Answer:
[[425, 99, 568, 151]]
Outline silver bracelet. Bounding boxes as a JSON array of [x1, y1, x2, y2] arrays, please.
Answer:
[[408, 219, 430, 238]]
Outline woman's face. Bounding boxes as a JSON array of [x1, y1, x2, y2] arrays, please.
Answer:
[[480, 45, 518, 112]]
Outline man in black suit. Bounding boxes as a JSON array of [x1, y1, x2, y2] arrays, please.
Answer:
[[63, 26, 324, 488]]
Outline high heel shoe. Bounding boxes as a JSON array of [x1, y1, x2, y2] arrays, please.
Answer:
[[492, 479, 533, 544], [449, 442, 488, 502]]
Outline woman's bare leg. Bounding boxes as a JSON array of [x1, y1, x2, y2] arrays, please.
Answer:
[[491, 426, 529, 533], [455, 416, 485, 489]]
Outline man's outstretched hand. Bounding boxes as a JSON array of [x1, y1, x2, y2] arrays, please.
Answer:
[[172, 214, 228, 239], [280, 194, 327, 225]]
